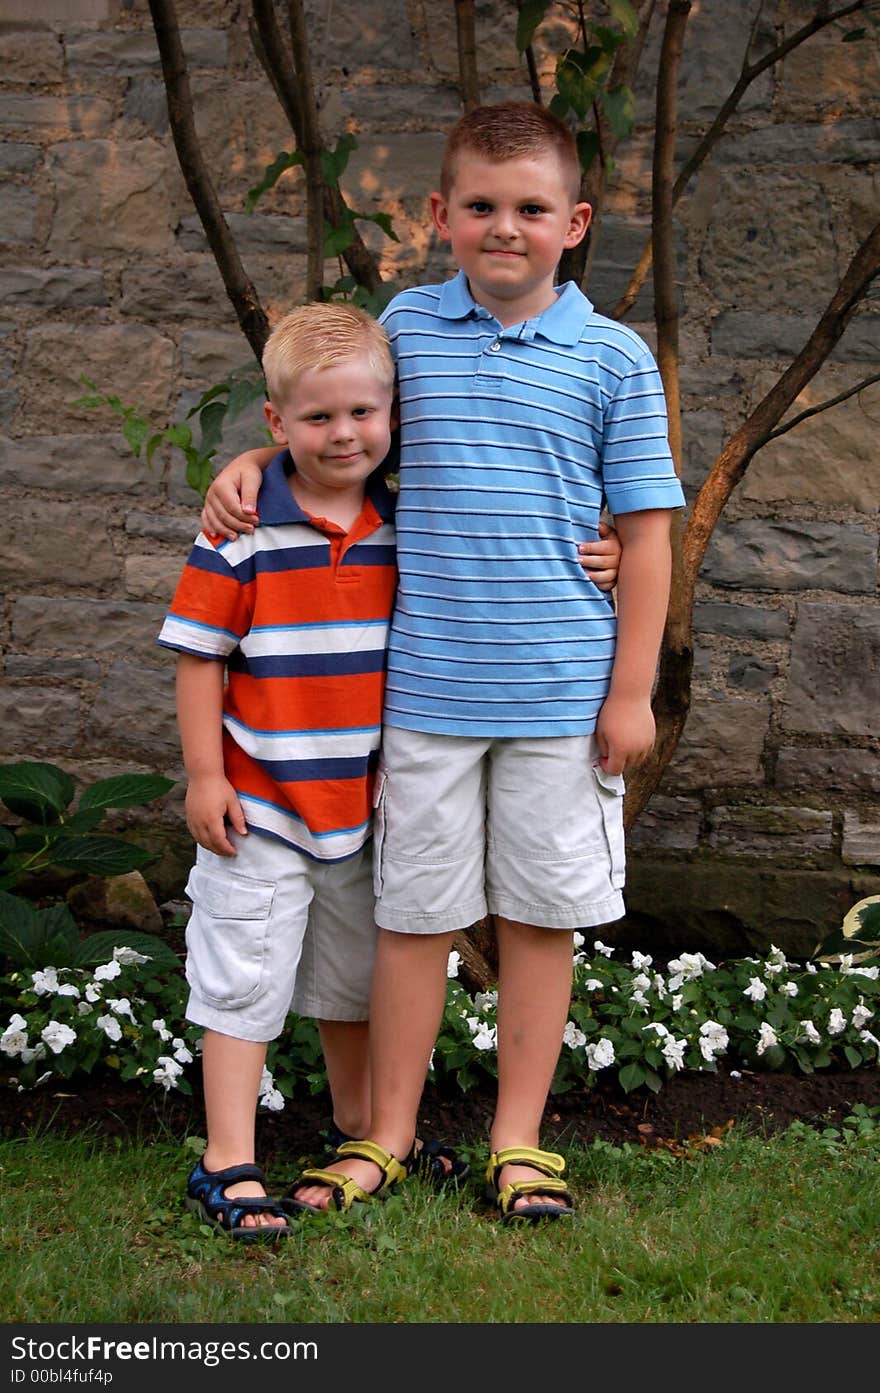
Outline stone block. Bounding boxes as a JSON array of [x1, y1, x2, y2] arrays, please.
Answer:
[[4, 655, 101, 681], [681, 409, 726, 493], [0, 266, 107, 308], [728, 656, 777, 693], [627, 795, 702, 853], [785, 602, 880, 736], [12, 597, 167, 663], [707, 805, 833, 859], [0, 432, 156, 497], [842, 813, 880, 869], [0, 500, 118, 589], [125, 554, 181, 603], [0, 31, 64, 82], [22, 323, 174, 426], [635, 0, 774, 124], [0, 684, 80, 756], [0, 0, 109, 17], [693, 601, 789, 641], [176, 212, 307, 256], [702, 520, 876, 595], [712, 120, 880, 169], [0, 185, 35, 244], [123, 77, 169, 134], [776, 748, 880, 797], [120, 259, 229, 322], [179, 329, 257, 385], [664, 697, 768, 791], [48, 140, 173, 257], [0, 143, 40, 172], [711, 311, 879, 363], [86, 662, 178, 762], [65, 28, 226, 74], [780, 13, 878, 115], [0, 95, 112, 136], [126, 510, 201, 547]]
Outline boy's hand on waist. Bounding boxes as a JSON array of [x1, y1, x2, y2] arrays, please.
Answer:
[[595, 693, 656, 775], [185, 776, 247, 856]]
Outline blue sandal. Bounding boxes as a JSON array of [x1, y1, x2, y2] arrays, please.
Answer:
[[185, 1158, 291, 1241]]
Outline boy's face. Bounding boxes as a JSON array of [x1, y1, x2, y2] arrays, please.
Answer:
[[264, 359, 394, 502], [430, 151, 591, 326]]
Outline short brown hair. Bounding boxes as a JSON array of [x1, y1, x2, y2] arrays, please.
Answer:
[[440, 101, 582, 200], [262, 301, 394, 406]]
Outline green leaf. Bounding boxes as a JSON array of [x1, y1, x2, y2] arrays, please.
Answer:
[[50, 835, 156, 877], [609, 0, 639, 38], [323, 212, 357, 258], [576, 129, 601, 174], [516, 0, 551, 52], [643, 1068, 663, 1093], [618, 1061, 646, 1093], [0, 762, 75, 822], [246, 149, 304, 213], [37, 902, 80, 955], [121, 412, 150, 459], [225, 376, 267, 423], [603, 84, 636, 140], [72, 929, 182, 971], [165, 422, 194, 450], [844, 1044, 863, 1068], [354, 209, 400, 243], [320, 133, 357, 185], [145, 432, 166, 467], [78, 774, 175, 814], [0, 825, 16, 856]]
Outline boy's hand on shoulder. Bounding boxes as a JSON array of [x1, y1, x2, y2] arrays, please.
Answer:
[[201, 458, 265, 540], [595, 692, 655, 775], [577, 521, 621, 592], [185, 775, 247, 856]]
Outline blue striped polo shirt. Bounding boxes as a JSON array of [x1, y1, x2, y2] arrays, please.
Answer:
[[379, 271, 685, 737]]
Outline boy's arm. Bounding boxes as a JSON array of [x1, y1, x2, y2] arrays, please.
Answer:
[[176, 653, 247, 856], [200, 446, 276, 540], [594, 509, 673, 775]]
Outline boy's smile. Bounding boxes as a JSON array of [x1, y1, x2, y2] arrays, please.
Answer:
[[430, 152, 591, 327], [264, 360, 394, 523]]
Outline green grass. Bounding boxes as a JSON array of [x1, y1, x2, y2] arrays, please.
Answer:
[[3, 1110, 878, 1325]]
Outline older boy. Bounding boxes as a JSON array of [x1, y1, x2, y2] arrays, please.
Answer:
[[204, 101, 682, 1222]]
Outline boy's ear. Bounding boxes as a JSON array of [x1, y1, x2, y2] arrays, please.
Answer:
[[564, 201, 592, 250], [264, 400, 288, 445], [429, 191, 451, 242]]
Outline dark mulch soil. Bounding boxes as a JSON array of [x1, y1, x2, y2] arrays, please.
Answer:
[[4, 1065, 879, 1163]]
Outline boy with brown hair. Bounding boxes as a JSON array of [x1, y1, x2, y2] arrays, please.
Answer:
[[204, 101, 682, 1222]]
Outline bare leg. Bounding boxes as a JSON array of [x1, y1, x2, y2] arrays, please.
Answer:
[[317, 1018, 371, 1139], [294, 928, 455, 1208], [201, 1028, 286, 1230], [491, 917, 574, 1212]]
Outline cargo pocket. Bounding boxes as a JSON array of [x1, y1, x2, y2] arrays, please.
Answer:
[[371, 770, 387, 898], [592, 765, 626, 890], [184, 866, 275, 1009]]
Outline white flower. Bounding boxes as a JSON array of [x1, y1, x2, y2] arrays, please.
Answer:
[[806, 963, 817, 974], [1, 1014, 28, 1057], [76, 1001, 94, 1017], [859, 1030, 880, 1053], [153, 1055, 184, 1090], [96, 1014, 122, 1042], [730, 1070, 742, 1079], [653, 974, 667, 999], [594, 940, 614, 957], [661, 1035, 687, 1071], [56, 982, 81, 998], [743, 977, 767, 1002], [94, 960, 122, 982], [84, 983, 102, 1003], [260, 1086, 285, 1111], [828, 1008, 846, 1036], [779, 982, 798, 997], [852, 1002, 874, 1030], [31, 967, 60, 996], [473, 990, 498, 1013], [446, 950, 461, 979], [563, 1021, 586, 1049], [846, 965, 880, 980], [585, 1037, 615, 1071], [40, 1021, 77, 1055], [172, 1038, 193, 1065], [643, 1022, 669, 1038], [583, 978, 605, 992], [668, 952, 714, 981], [112, 946, 149, 965], [632, 973, 652, 994], [152, 1018, 172, 1042], [763, 945, 789, 977], [472, 1022, 497, 1051], [631, 951, 653, 970], [108, 998, 135, 1021], [671, 994, 683, 1011], [573, 932, 585, 951], [698, 1020, 729, 1061], [20, 1043, 47, 1064], [797, 1020, 821, 1045], [756, 1022, 779, 1056], [631, 990, 649, 1009]]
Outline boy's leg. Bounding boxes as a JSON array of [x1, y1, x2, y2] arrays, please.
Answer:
[[317, 1019, 371, 1139], [201, 1029, 286, 1230]]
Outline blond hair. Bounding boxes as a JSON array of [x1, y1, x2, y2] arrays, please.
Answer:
[[440, 101, 582, 201], [262, 301, 394, 405]]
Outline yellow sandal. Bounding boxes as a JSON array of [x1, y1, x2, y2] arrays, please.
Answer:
[[282, 1139, 412, 1215], [485, 1146, 575, 1225]]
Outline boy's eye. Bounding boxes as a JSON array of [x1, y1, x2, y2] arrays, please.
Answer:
[[521, 204, 546, 216], [352, 406, 372, 418], [306, 413, 329, 423], [469, 201, 493, 214]]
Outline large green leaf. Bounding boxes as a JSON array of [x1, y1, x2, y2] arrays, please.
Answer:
[[516, 0, 551, 52], [0, 892, 78, 967], [618, 1062, 646, 1093], [72, 929, 182, 971], [50, 836, 156, 877], [78, 774, 175, 814], [0, 762, 75, 823]]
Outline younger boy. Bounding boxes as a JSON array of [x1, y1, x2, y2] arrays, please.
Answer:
[[158, 302, 401, 1235], [204, 101, 673, 1223]]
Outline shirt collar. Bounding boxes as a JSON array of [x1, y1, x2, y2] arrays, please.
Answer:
[[437, 268, 594, 346], [257, 450, 396, 526]]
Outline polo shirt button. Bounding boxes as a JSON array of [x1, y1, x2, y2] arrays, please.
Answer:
[[490, 340, 501, 351]]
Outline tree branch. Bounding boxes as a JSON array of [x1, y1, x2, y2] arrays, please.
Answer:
[[149, 0, 269, 360], [767, 369, 880, 440], [612, 0, 868, 319], [454, 0, 481, 111]]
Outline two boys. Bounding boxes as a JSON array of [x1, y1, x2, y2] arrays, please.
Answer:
[[174, 99, 684, 1226]]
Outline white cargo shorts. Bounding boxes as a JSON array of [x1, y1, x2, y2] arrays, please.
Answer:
[[372, 727, 626, 934], [183, 831, 377, 1042]]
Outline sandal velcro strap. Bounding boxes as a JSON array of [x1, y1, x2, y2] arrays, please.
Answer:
[[486, 1147, 566, 1187], [283, 1140, 411, 1214], [335, 1139, 411, 1187], [485, 1148, 575, 1224], [184, 1159, 290, 1240]]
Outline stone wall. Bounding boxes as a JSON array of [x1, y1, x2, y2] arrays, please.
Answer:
[[1, 0, 878, 954]]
